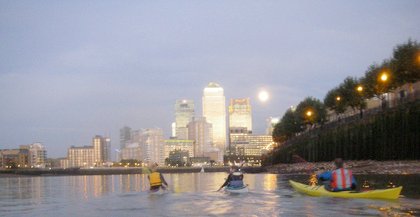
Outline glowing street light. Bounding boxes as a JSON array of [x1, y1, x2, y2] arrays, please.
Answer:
[[380, 72, 388, 82], [336, 96, 341, 101], [306, 110, 313, 117], [417, 52, 420, 64], [356, 85, 363, 92]]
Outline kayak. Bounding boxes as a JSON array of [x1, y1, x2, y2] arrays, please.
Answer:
[[289, 180, 402, 200], [225, 185, 249, 194], [149, 188, 168, 195]]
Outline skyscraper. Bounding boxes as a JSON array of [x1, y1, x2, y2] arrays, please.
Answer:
[[202, 82, 226, 161], [229, 98, 252, 133], [187, 117, 213, 158], [175, 99, 195, 139], [119, 126, 132, 149]]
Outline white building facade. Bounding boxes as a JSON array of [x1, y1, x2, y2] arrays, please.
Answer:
[[202, 82, 226, 161]]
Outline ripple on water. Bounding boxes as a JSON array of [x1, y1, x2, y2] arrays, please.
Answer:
[[1, 173, 420, 217]]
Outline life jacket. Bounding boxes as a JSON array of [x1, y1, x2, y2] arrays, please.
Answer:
[[149, 172, 162, 187], [228, 171, 244, 188], [331, 168, 353, 191]]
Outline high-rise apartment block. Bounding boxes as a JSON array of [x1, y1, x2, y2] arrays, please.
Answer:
[[63, 135, 110, 168], [139, 128, 164, 165], [67, 146, 95, 168], [202, 82, 226, 161], [174, 99, 194, 139]]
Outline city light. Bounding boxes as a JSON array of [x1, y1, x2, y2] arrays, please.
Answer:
[[357, 85, 363, 92], [336, 96, 341, 101], [306, 110, 312, 117]]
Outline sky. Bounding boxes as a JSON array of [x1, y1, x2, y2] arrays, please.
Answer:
[[1, 1, 419, 158]]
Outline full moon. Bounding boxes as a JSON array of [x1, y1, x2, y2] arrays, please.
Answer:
[[258, 90, 269, 102]]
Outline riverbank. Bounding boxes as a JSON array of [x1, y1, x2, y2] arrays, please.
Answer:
[[2, 160, 419, 177], [265, 160, 420, 175], [0, 166, 265, 177]]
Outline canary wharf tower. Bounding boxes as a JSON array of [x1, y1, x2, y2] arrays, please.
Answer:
[[202, 82, 226, 160]]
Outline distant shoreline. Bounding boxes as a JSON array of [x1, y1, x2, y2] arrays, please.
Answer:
[[2, 160, 419, 177], [265, 160, 420, 175], [0, 166, 265, 177]]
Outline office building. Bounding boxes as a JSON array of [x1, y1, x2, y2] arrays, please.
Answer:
[[175, 99, 195, 139], [229, 98, 252, 133], [120, 143, 142, 161], [187, 117, 213, 158], [202, 82, 226, 161], [163, 139, 194, 161], [119, 126, 132, 149]]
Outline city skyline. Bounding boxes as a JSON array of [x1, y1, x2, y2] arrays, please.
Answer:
[[1, 1, 419, 158]]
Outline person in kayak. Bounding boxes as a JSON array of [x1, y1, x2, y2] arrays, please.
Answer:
[[317, 158, 357, 192], [148, 163, 168, 191], [217, 165, 245, 191]]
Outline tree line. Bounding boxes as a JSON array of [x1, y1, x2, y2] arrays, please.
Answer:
[[272, 39, 420, 144], [267, 39, 420, 164], [263, 101, 419, 165]]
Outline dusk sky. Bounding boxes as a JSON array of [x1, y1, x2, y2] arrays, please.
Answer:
[[1, 1, 419, 158]]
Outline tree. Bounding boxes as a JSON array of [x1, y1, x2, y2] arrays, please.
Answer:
[[272, 109, 301, 143], [340, 77, 366, 113], [324, 87, 346, 116], [391, 39, 420, 86], [361, 62, 393, 109], [295, 97, 326, 127]]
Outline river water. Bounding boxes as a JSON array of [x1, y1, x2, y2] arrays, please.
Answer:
[[1, 172, 419, 217]]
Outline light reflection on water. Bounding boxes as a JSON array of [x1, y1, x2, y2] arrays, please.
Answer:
[[0, 173, 419, 217]]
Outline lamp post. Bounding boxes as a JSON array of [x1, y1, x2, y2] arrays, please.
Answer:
[[305, 109, 313, 130], [356, 85, 364, 118], [335, 96, 342, 121], [379, 72, 389, 109]]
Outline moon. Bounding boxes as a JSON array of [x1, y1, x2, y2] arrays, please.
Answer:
[[258, 90, 269, 102]]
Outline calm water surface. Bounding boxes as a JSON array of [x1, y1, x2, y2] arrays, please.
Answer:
[[0, 172, 419, 217]]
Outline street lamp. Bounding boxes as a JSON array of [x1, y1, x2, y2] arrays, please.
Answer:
[[356, 85, 364, 118], [336, 96, 341, 101], [417, 52, 420, 64], [379, 71, 389, 109], [380, 73, 388, 82], [304, 109, 314, 130]]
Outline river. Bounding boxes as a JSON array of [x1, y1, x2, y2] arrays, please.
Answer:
[[1, 172, 419, 216]]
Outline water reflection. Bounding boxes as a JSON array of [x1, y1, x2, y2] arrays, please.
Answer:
[[0, 173, 419, 217]]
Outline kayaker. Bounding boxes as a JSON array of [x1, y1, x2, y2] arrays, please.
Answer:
[[217, 165, 245, 191], [317, 158, 357, 192], [148, 163, 168, 191]]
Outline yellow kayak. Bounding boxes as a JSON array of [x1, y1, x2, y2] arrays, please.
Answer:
[[289, 180, 402, 200]]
